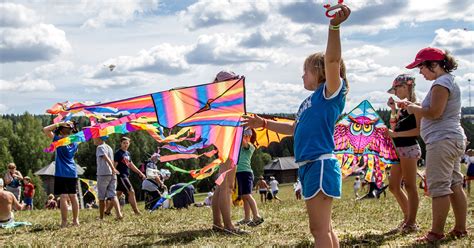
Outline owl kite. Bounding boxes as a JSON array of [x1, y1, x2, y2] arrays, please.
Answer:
[[334, 100, 399, 187]]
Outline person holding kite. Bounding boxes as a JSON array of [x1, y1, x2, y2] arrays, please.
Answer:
[[210, 70, 249, 235], [404, 47, 468, 242], [43, 121, 80, 228], [243, 4, 351, 247], [386, 74, 421, 233], [235, 128, 264, 227]]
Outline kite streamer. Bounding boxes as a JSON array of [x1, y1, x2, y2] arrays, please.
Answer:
[[45, 78, 246, 207]]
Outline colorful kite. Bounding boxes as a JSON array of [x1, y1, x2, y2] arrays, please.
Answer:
[[334, 100, 399, 187], [45, 78, 246, 193]]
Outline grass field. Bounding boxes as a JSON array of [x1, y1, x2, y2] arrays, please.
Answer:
[[1, 178, 473, 247]]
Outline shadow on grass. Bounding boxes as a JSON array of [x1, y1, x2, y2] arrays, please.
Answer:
[[0, 223, 59, 236], [339, 229, 403, 247], [124, 228, 218, 246]]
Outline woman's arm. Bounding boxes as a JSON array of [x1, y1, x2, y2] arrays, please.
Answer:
[[324, 5, 351, 97], [407, 86, 449, 119]]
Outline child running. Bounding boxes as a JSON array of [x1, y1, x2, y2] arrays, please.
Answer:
[[243, 5, 351, 247]]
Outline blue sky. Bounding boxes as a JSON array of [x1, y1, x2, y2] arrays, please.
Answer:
[[1, 0, 473, 115]]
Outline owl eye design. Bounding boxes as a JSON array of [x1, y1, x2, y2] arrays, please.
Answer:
[[350, 123, 362, 135], [363, 124, 373, 134]]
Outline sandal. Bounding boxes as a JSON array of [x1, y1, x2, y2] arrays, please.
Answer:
[[401, 223, 420, 233], [236, 219, 251, 226], [247, 217, 264, 227], [212, 224, 225, 232], [416, 231, 445, 243], [223, 227, 249, 236], [447, 229, 468, 238]]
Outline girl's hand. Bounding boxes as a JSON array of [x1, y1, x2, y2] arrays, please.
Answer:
[[387, 97, 396, 110], [330, 5, 351, 26], [388, 129, 397, 138], [241, 114, 265, 129]]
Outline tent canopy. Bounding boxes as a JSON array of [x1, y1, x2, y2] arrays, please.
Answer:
[[264, 157, 298, 171], [34, 161, 85, 176]]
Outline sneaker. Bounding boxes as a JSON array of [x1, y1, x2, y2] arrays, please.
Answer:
[[236, 219, 251, 226], [247, 217, 264, 227]]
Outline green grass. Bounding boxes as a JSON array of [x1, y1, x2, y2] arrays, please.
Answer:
[[1, 179, 473, 247]]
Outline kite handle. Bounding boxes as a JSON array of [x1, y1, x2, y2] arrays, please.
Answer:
[[324, 0, 344, 18]]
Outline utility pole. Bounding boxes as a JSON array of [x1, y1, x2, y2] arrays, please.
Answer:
[[469, 79, 472, 109]]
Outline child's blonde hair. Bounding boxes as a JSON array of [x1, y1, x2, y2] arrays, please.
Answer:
[[48, 194, 55, 200], [304, 52, 349, 91]]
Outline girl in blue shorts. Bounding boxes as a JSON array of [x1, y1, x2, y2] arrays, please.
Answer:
[[243, 5, 351, 247]]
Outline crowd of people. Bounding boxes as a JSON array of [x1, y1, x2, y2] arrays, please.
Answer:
[[1, 3, 472, 246]]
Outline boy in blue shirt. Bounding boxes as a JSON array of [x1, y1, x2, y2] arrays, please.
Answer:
[[43, 121, 80, 228]]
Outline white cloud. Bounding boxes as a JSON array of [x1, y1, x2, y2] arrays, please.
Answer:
[[0, 2, 39, 27], [0, 104, 8, 113], [431, 28, 474, 56], [0, 78, 55, 92], [186, 33, 289, 65], [246, 80, 308, 113], [0, 3, 71, 63], [345, 45, 389, 59], [87, 43, 190, 80], [180, 0, 271, 30], [80, 0, 160, 29]]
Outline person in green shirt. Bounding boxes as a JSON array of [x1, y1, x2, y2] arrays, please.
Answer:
[[235, 128, 264, 227]]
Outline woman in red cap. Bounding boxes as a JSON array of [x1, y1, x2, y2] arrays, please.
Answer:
[[404, 47, 468, 242], [386, 74, 421, 233]]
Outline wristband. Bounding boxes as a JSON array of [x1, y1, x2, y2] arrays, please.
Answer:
[[329, 24, 340, 31], [55, 123, 60, 128]]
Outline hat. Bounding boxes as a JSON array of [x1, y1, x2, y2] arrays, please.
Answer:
[[214, 71, 239, 82], [24, 176, 31, 181], [387, 74, 416, 94], [405, 47, 445, 69]]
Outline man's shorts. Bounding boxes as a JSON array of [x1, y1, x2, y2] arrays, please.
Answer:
[[24, 197, 33, 206], [54, 176, 78, 195], [97, 175, 117, 200], [298, 158, 342, 200], [117, 176, 134, 193], [236, 171, 253, 196], [426, 139, 465, 197]]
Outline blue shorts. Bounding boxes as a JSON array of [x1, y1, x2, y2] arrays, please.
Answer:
[[24, 197, 33, 206], [236, 171, 254, 196], [298, 158, 342, 200]]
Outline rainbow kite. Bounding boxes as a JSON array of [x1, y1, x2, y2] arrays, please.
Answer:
[[45, 78, 246, 190], [334, 100, 399, 187]]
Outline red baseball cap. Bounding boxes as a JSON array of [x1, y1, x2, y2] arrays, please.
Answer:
[[405, 47, 445, 69]]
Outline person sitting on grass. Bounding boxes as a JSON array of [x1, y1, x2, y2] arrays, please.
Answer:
[[0, 179, 25, 225], [45, 194, 57, 210]]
